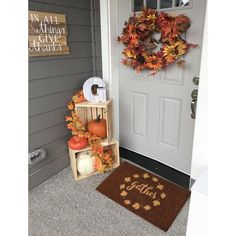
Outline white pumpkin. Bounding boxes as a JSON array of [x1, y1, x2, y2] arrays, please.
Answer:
[[77, 151, 95, 175]]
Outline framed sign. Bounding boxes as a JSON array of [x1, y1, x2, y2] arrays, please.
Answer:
[[28, 11, 70, 57]]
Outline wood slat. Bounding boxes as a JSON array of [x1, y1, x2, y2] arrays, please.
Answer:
[[29, 35, 68, 46], [69, 148, 78, 179], [30, 25, 92, 44], [29, 46, 70, 57], [29, 22, 68, 36], [29, 11, 66, 23], [78, 107, 86, 127], [86, 107, 91, 123], [29, 24, 92, 42], [75, 100, 111, 108], [97, 107, 103, 119], [102, 107, 107, 121], [108, 102, 114, 143], [29, 42, 93, 62], [91, 107, 97, 119]]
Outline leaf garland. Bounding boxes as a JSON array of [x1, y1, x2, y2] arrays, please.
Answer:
[[65, 90, 114, 172], [118, 8, 197, 74]]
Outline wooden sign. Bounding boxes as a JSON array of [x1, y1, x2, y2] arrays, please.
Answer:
[[28, 11, 70, 57]]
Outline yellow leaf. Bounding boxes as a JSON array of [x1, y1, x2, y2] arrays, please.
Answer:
[[143, 205, 152, 211], [124, 177, 131, 182], [157, 184, 164, 190], [153, 200, 161, 206], [120, 191, 128, 197], [152, 177, 158, 182], [124, 200, 131, 205], [143, 173, 150, 179], [161, 193, 167, 199], [132, 202, 140, 210], [120, 184, 125, 189]]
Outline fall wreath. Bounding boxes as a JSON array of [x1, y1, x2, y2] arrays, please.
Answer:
[[65, 90, 114, 172], [118, 8, 197, 74]]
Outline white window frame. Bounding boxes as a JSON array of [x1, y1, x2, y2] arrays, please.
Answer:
[[132, 0, 193, 12]]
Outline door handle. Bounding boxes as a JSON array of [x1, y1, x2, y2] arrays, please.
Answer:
[[191, 99, 197, 119], [191, 89, 198, 119]]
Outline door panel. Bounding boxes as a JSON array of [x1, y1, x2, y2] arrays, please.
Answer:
[[131, 92, 148, 137], [118, 0, 206, 174], [159, 96, 182, 148], [161, 65, 184, 85]]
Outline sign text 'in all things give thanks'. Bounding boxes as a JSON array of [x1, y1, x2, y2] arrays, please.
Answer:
[[28, 11, 70, 57]]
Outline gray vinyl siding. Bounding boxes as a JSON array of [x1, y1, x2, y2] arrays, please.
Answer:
[[91, 0, 102, 77], [29, 0, 102, 190]]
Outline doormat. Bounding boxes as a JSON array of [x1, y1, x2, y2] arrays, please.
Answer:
[[96, 162, 191, 232]]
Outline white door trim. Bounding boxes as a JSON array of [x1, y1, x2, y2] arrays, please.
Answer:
[[190, 5, 208, 180], [100, 0, 120, 140]]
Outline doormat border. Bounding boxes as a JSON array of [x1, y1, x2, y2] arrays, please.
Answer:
[[120, 147, 192, 189]]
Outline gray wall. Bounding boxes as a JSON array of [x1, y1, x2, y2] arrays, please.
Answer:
[[91, 0, 102, 77], [29, 0, 102, 190]]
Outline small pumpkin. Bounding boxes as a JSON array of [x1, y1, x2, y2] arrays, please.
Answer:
[[77, 151, 95, 175], [68, 136, 88, 150], [88, 115, 107, 138]]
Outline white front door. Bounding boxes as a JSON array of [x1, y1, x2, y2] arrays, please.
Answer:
[[118, 0, 207, 174]]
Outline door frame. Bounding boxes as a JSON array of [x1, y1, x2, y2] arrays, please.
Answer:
[[100, 0, 207, 178], [100, 0, 120, 140]]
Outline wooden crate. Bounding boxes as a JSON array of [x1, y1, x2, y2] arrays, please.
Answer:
[[68, 140, 120, 181], [75, 99, 113, 144]]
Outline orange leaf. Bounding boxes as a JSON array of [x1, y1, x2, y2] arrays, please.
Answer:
[[65, 116, 72, 121], [67, 102, 74, 110], [67, 123, 73, 130]]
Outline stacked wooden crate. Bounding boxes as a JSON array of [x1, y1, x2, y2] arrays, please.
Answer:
[[68, 99, 120, 181]]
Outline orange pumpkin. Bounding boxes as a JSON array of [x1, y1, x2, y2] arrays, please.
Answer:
[[68, 136, 88, 150], [88, 115, 107, 138]]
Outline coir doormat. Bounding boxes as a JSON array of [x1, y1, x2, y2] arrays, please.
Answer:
[[96, 162, 191, 232]]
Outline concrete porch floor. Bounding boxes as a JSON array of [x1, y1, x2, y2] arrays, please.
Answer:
[[29, 164, 190, 236]]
